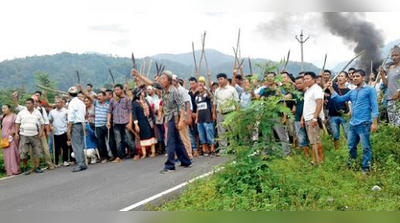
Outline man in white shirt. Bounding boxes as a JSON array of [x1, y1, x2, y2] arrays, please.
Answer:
[[13, 92, 55, 170], [49, 99, 70, 166], [303, 72, 324, 164], [15, 98, 44, 175], [172, 74, 194, 159], [67, 86, 87, 172], [212, 73, 239, 149]]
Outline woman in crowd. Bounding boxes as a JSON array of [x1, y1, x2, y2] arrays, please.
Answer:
[[131, 87, 157, 158], [0, 104, 21, 176]]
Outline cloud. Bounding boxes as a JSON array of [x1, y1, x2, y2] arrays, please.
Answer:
[[89, 24, 129, 34]]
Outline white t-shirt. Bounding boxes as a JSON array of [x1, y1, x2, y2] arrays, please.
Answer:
[[178, 85, 193, 111], [303, 84, 324, 122], [214, 85, 239, 113], [15, 109, 44, 137], [49, 108, 68, 135]]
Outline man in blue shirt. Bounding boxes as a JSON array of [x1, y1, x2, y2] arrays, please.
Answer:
[[327, 69, 378, 173]]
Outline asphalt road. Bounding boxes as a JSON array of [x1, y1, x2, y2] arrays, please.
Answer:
[[0, 155, 229, 211]]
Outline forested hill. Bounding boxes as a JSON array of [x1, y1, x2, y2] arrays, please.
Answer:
[[0, 50, 320, 91]]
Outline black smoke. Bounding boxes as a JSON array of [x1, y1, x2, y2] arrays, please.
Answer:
[[322, 12, 385, 71]]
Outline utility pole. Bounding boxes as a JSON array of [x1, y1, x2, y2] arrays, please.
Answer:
[[295, 30, 310, 72]]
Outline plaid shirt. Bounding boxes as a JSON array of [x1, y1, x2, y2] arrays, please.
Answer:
[[108, 95, 132, 124], [163, 86, 185, 122]]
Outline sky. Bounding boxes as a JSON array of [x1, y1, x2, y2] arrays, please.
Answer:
[[0, 1, 399, 70]]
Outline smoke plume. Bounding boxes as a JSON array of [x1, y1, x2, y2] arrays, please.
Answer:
[[322, 12, 385, 71]]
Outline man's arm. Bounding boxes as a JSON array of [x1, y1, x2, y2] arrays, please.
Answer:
[[132, 68, 154, 86], [77, 84, 94, 102], [370, 88, 379, 132], [15, 123, 20, 140], [379, 66, 388, 88], [310, 99, 323, 127]]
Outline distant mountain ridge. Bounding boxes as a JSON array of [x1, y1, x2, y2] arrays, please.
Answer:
[[0, 49, 320, 91]]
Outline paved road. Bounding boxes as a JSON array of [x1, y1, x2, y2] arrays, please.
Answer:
[[0, 155, 229, 211]]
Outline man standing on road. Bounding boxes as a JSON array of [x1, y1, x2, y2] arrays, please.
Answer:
[[131, 69, 192, 173], [212, 73, 239, 151], [15, 98, 45, 175], [67, 86, 87, 172], [106, 84, 132, 163]]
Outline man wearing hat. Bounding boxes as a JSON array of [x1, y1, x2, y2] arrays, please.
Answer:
[[67, 86, 87, 172]]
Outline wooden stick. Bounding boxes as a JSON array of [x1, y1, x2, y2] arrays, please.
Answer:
[[236, 28, 241, 65], [283, 50, 291, 70], [331, 50, 365, 82], [248, 57, 253, 76], [108, 68, 115, 85], [76, 71, 80, 84], [36, 84, 68, 95], [146, 59, 152, 78], [320, 53, 328, 73], [197, 31, 207, 78], [192, 42, 198, 76]]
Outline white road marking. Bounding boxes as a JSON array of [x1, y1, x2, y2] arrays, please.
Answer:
[[119, 167, 223, 211]]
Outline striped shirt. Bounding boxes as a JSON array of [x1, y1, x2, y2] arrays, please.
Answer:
[[93, 100, 109, 127], [108, 95, 132, 124], [163, 86, 185, 122], [15, 109, 44, 137]]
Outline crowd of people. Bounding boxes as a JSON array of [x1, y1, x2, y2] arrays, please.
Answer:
[[1, 45, 399, 176]]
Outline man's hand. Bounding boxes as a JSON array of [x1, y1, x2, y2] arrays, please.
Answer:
[[135, 124, 140, 133], [311, 119, 318, 128], [212, 113, 217, 122], [177, 120, 185, 130], [14, 133, 19, 141], [13, 91, 18, 99], [67, 140, 71, 147], [185, 118, 192, 126], [77, 84, 83, 91], [300, 119, 304, 129], [106, 122, 111, 129], [39, 131, 43, 139], [371, 122, 378, 133], [131, 68, 139, 77]]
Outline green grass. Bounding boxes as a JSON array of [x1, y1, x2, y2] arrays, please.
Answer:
[[153, 125, 400, 211]]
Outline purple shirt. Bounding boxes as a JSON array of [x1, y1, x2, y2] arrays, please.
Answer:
[[108, 95, 132, 124]]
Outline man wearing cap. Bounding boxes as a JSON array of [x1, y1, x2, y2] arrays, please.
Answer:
[[212, 73, 239, 149], [131, 69, 192, 173], [67, 86, 88, 172]]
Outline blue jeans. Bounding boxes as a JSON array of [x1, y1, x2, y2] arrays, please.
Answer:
[[347, 122, 372, 171], [294, 121, 309, 147], [330, 116, 348, 141], [197, 122, 215, 145], [164, 119, 192, 170], [189, 125, 198, 151], [113, 124, 128, 159]]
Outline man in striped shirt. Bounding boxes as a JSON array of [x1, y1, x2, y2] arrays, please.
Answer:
[[107, 84, 132, 163]]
